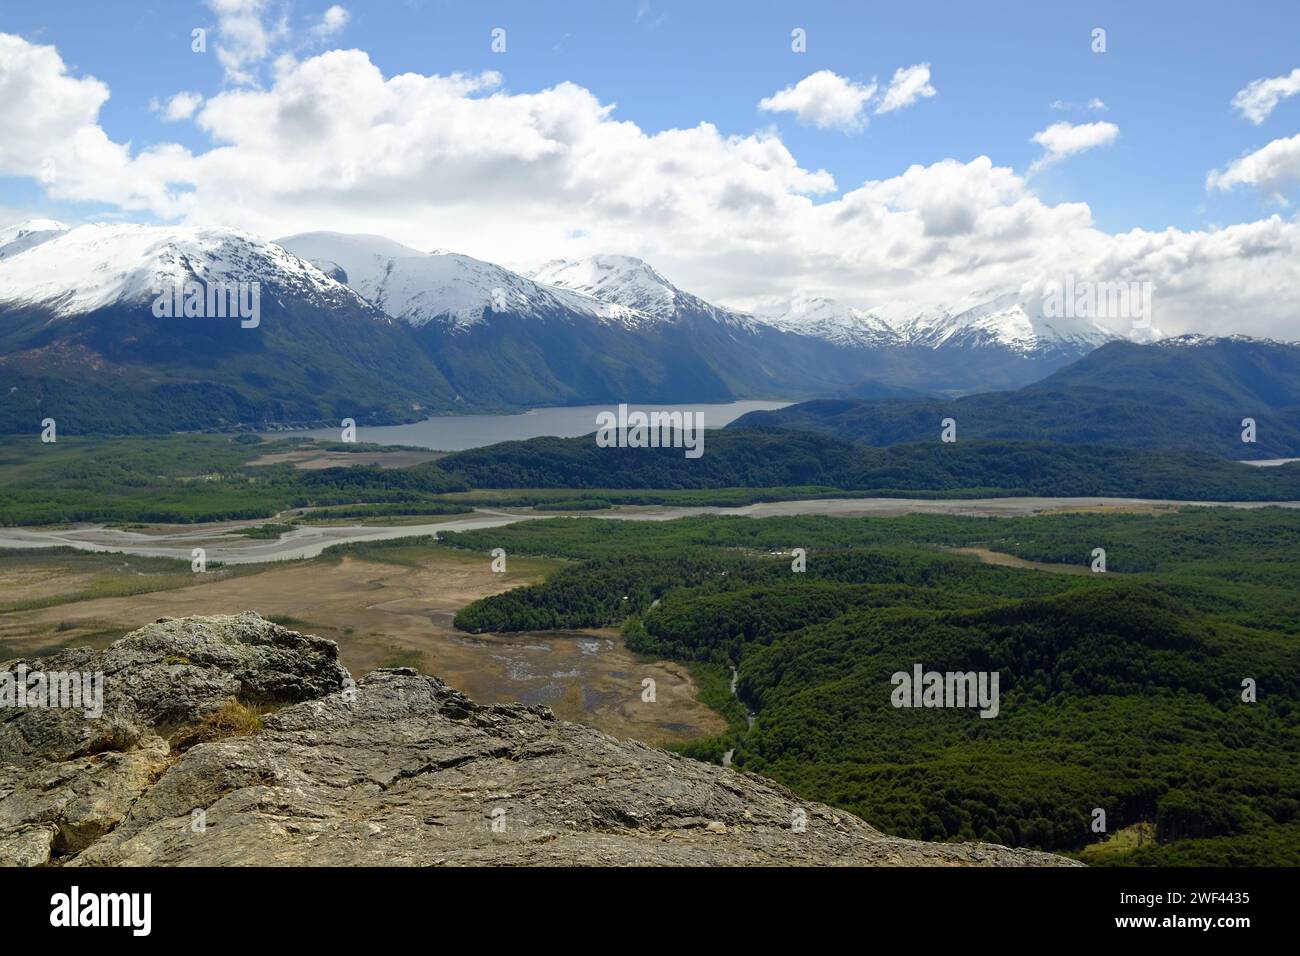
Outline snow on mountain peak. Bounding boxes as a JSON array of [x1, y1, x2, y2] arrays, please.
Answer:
[[0, 219, 1159, 358], [278, 233, 646, 330], [750, 294, 901, 348], [0, 223, 353, 316], [898, 289, 1120, 355], [0, 219, 70, 262], [529, 256, 1121, 353], [529, 255, 683, 320], [1156, 332, 1292, 348]]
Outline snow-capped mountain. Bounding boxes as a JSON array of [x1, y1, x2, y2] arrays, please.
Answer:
[[0, 219, 1168, 361], [531, 257, 1122, 356], [750, 295, 901, 349], [0, 219, 70, 262], [530, 255, 681, 319], [525, 253, 910, 402], [0, 222, 370, 317], [1156, 333, 1297, 349], [529, 254, 758, 330], [896, 290, 1120, 356], [277, 233, 645, 331], [0, 222, 461, 434], [477, 248, 1139, 393], [0, 218, 1179, 433]]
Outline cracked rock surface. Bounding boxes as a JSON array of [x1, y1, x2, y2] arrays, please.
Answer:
[[1, 613, 1078, 866]]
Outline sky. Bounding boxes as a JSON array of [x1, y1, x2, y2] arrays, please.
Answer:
[[2, 0, 1299, 337]]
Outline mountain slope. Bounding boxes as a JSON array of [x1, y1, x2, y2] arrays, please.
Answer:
[[0, 219, 69, 262], [528, 255, 1073, 396], [749, 294, 901, 349], [282, 241, 890, 405], [731, 337, 1300, 458], [1045, 334, 1300, 407], [1, 221, 1169, 434], [278, 233, 648, 329], [436, 428, 1300, 499], [531, 255, 705, 322], [444, 516, 1300, 865], [0, 224, 459, 433], [897, 290, 1117, 356], [276, 238, 748, 406]]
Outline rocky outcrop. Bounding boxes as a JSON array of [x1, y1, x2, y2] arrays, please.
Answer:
[[1, 613, 1078, 867]]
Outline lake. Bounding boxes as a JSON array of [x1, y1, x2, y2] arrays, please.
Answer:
[[262, 399, 790, 451]]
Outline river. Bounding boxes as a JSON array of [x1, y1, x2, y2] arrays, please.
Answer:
[[2, 497, 1297, 565]]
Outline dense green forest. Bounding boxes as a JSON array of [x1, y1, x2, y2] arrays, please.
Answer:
[[5, 428, 1300, 526], [443, 508, 1300, 866], [437, 430, 1300, 498], [0, 435, 467, 525]]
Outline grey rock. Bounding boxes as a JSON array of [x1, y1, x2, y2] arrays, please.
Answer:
[[0, 613, 1079, 867]]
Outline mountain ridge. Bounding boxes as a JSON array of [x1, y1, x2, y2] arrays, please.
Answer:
[[0, 220, 1275, 434], [277, 232, 650, 331], [732, 337, 1300, 458]]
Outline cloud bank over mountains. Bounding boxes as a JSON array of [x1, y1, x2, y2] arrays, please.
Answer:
[[1, 25, 1299, 342]]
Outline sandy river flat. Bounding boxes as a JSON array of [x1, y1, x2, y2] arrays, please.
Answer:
[[0, 549, 724, 746], [3, 497, 1295, 565]]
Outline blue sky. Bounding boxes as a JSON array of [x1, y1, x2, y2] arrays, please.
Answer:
[[5, 0, 1298, 231], [2, 0, 1299, 336]]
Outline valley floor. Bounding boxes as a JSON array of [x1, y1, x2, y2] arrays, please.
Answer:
[[4, 464, 1298, 866], [3, 495, 1296, 564], [0, 546, 724, 747]]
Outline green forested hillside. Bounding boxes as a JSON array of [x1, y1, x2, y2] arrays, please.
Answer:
[[0, 292, 464, 434], [733, 338, 1300, 458], [437, 430, 1300, 499], [443, 508, 1300, 866]]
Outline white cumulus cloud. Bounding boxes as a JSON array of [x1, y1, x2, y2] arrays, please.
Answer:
[[206, 0, 288, 85], [759, 70, 877, 130], [875, 63, 936, 114], [150, 91, 204, 121], [313, 5, 350, 40], [1207, 133, 1300, 201], [0, 33, 189, 212], [1030, 120, 1119, 172], [1232, 67, 1300, 125]]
